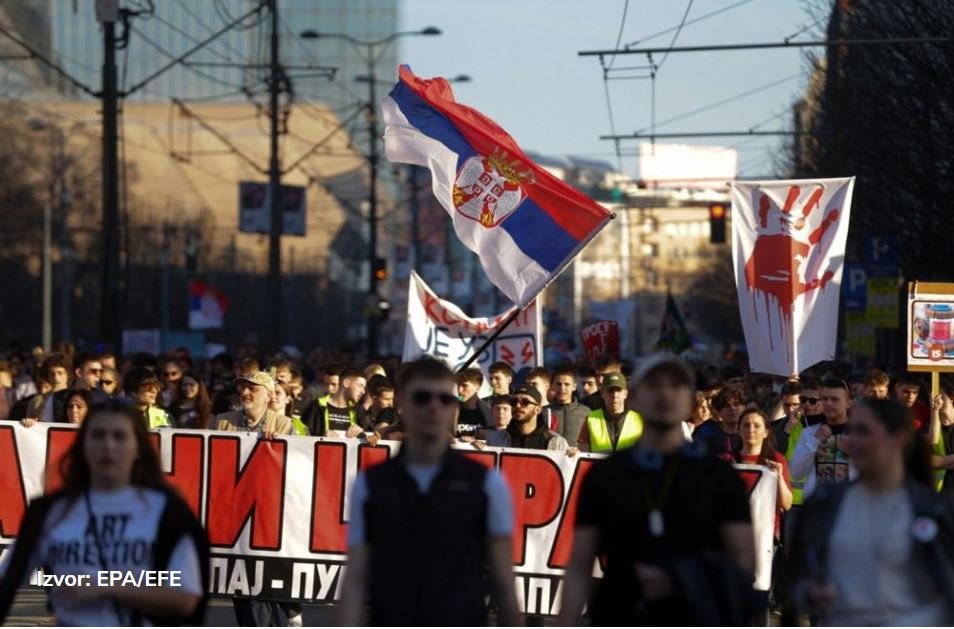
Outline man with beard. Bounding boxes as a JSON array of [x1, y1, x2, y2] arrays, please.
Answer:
[[485, 385, 569, 451], [560, 354, 756, 626]]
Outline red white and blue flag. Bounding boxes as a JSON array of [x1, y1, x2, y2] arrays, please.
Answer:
[[188, 280, 228, 330], [382, 66, 613, 307]]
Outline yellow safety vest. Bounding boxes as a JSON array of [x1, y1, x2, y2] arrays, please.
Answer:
[[146, 406, 170, 429], [784, 419, 806, 505], [586, 410, 643, 453], [933, 436, 947, 492]]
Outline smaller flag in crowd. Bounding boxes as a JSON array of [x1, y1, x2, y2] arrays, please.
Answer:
[[656, 291, 691, 354], [188, 280, 228, 330], [382, 65, 613, 307]]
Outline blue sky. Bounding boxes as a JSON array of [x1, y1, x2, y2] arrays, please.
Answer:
[[400, 0, 818, 178]]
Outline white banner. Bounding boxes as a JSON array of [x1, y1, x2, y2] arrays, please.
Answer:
[[403, 270, 542, 381], [731, 178, 854, 376], [0, 423, 776, 613]]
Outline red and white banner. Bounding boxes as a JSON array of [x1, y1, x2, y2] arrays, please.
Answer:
[[580, 320, 620, 366], [0, 423, 776, 613], [403, 271, 542, 381], [731, 178, 854, 377]]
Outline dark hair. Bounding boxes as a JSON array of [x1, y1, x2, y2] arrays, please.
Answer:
[[864, 369, 890, 388], [821, 378, 851, 397], [456, 367, 483, 387], [123, 367, 160, 396], [552, 365, 577, 381], [527, 367, 551, 384], [896, 372, 923, 388], [398, 357, 456, 391], [780, 381, 803, 396], [712, 389, 746, 411], [340, 367, 364, 382], [800, 377, 822, 392], [855, 397, 932, 487], [735, 409, 778, 466], [176, 371, 212, 429], [73, 351, 100, 372], [268, 357, 291, 372], [578, 367, 597, 379], [721, 365, 745, 380], [488, 361, 514, 378], [41, 353, 71, 381], [324, 363, 345, 378], [60, 400, 166, 496], [64, 389, 93, 424], [367, 375, 394, 397]]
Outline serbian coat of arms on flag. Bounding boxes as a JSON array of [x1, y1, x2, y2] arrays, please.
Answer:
[[381, 65, 612, 307]]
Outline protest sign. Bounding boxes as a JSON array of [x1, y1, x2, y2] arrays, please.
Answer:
[[0, 423, 777, 613], [731, 178, 854, 376], [907, 282, 954, 372], [580, 321, 619, 366], [403, 271, 541, 381]]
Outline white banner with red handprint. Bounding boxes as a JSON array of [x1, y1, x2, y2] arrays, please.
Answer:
[[731, 178, 854, 377], [403, 271, 542, 384]]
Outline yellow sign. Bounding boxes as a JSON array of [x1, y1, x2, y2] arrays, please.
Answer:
[[845, 311, 876, 356], [867, 278, 899, 328]]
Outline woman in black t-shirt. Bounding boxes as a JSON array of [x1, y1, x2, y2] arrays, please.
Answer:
[[0, 401, 209, 626]]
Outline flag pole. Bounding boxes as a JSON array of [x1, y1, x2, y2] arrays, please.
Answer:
[[456, 307, 523, 372]]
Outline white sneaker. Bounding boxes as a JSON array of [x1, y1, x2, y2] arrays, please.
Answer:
[[287, 613, 303, 627]]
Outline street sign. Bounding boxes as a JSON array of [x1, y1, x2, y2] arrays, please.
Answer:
[[865, 234, 898, 265], [844, 264, 868, 312]]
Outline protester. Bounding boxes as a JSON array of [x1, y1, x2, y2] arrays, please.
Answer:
[[487, 361, 514, 397], [26, 353, 71, 421], [213, 371, 293, 626], [271, 382, 308, 436], [894, 372, 930, 432], [772, 380, 804, 453], [485, 385, 569, 451], [99, 366, 119, 398], [304, 367, 364, 438], [8, 370, 51, 422], [268, 358, 293, 386], [122, 367, 170, 429], [733, 409, 793, 537], [358, 375, 395, 431], [158, 358, 183, 409], [696, 389, 745, 456], [317, 363, 344, 404], [750, 374, 777, 414], [0, 400, 210, 626], [549, 366, 590, 447], [0, 360, 14, 421], [580, 356, 622, 411], [863, 368, 890, 399], [454, 367, 491, 441], [285, 369, 311, 423], [929, 380, 954, 493], [489, 394, 513, 431], [168, 371, 212, 429], [560, 354, 756, 626], [722, 365, 747, 392], [788, 398, 954, 625], [576, 373, 642, 453], [686, 391, 711, 436], [338, 358, 521, 626], [23, 389, 92, 427], [577, 367, 598, 403], [211, 356, 260, 414], [790, 379, 855, 498]]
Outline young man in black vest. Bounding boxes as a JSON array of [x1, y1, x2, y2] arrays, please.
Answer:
[[560, 353, 756, 626], [339, 357, 522, 626]]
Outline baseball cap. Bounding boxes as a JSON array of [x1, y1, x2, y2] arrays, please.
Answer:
[[632, 353, 694, 388], [601, 372, 627, 391], [235, 371, 276, 393], [511, 385, 542, 405]]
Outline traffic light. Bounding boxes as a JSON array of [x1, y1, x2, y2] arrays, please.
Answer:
[[709, 203, 727, 244], [373, 256, 388, 281]]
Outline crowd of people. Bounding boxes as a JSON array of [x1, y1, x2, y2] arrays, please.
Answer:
[[1, 340, 954, 625]]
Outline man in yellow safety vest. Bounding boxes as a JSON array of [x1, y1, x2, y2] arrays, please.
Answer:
[[577, 372, 643, 453]]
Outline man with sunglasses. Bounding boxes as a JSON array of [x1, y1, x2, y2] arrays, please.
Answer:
[[790, 378, 856, 499], [339, 358, 520, 626], [485, 385, 569, 451]]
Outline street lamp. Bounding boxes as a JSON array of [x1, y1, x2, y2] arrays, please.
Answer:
[[300, 26, 441, 358]]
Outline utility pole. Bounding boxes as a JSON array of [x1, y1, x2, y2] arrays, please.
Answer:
[[99, 4, 121, 354], [366, 55, 380, 358], [42, 201, 51, 351], [267, 0, 284, 353]]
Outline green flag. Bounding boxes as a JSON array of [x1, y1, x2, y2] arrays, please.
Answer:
[[656, 292, 691, 354]]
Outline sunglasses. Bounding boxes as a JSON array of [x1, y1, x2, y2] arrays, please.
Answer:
[[513, 398, 537, 407], [410, 390, 457, 407], [801, 397, 820, 405]]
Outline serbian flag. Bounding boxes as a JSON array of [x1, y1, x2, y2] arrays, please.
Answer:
[[188, 280, 228, 330], [382, 65, 613, 307]]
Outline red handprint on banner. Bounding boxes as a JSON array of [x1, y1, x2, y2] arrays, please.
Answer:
[[744, 185, 839, 318]]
